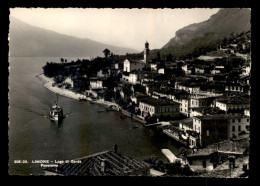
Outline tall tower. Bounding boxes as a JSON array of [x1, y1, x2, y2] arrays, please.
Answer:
[[144, 41, 149, 65]]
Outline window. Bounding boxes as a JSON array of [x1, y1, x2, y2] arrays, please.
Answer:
[[232, 126, 235, 132], [247, 119, 249, 122], [232, 119, 235, 123], [206, 130, 209, 137], [246, 125, 250, 131], [238, 125, 241, 131], [238, 119, 241, 123]]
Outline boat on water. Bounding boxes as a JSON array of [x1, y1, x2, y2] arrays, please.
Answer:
[[50, 95, 63, 121]]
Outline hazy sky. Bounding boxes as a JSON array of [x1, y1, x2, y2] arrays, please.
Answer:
[[10, 8, 220, 51]]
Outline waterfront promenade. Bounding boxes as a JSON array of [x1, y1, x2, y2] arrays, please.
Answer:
[[36, 73, 119, 108]]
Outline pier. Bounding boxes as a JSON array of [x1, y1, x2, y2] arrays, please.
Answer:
[[143, 123, 161, 127], [121, 109, 146, 124]]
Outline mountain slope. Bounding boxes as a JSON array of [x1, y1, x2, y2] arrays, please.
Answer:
[[8, 16, 138, 57], [163, 8, 251, 49]]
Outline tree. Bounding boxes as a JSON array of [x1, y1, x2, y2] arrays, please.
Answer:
[[103, 48, 111, 59], [165, 53, 173, 62], [156, 51, 161, 60]]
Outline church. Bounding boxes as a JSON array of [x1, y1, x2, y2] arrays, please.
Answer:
[[123, 41, 150, 72]]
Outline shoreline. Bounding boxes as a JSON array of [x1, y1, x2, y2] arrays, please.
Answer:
[[36, 74, 120, 108], [36, 74, 148, 125]]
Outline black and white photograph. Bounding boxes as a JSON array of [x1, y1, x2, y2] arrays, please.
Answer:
[[8, 8, 251, 177]]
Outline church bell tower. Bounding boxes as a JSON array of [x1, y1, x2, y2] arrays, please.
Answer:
[[144, 41, 149, 65]]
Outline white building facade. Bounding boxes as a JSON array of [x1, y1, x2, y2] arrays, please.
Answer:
[[123, 59, 145, 72]]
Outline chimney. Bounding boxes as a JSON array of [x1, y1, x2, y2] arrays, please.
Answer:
[[243, 163, 248, 172], [101, 159, 106, 173], [113, 143, 118, 154]]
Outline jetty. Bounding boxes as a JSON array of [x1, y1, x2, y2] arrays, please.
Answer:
[[143, 123, 161, 127], [121, 109, 146, 124]]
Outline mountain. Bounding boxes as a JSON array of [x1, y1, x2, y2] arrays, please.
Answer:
[[163, 8, 251, 49], [8, 16, 138, 57]]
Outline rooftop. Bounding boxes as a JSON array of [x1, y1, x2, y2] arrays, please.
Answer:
[[90, 77, 106, 81], [191, 107, 224, 115], [194, 113, 249, 121], [179, 117, 193, 125], [152, 87, 188, 96], [44, 150, 150, 176], [187, 138, 249, 158], [225, 82, 243, 86], [216, 96, 250, 105], [124, 59, 144, 64], [200, 156, 249, 178], [178, 81, 200, 88], [138, 96, 180, 107]]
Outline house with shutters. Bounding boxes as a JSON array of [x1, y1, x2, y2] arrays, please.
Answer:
[[138, 97, 180, 118], [192, 114, 250, 147]]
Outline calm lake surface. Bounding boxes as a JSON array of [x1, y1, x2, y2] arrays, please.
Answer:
[[8, 57, 182, 175]]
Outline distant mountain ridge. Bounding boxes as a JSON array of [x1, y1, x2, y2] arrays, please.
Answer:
[[9, 16, 138, 57], [163, 8, 251, 49]]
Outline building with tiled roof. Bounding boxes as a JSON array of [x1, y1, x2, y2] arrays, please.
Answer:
[[193, 114, 250, 147], [215, 96, 250, 113], [175, 81, 200, 94], [138, 96, 180, 118], [199, 155, 249, 178], [190, 107, 224, 117], [123, 59, 145, 73], [44, 150, 150, 176], [186, 138, 249, 174]]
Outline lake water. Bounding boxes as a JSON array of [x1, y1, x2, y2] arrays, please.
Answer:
[[8, 57, 182, 175]]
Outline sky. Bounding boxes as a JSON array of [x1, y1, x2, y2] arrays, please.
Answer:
[[10, 8, 220, 51]]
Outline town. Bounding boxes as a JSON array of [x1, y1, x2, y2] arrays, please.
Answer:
[[42, 30, 250, 177]]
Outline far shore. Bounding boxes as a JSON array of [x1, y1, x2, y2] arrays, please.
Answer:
[[36, 74, 120, 108]]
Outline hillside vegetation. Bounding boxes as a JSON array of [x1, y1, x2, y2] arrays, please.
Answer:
[[9, 16, 138, 57]]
